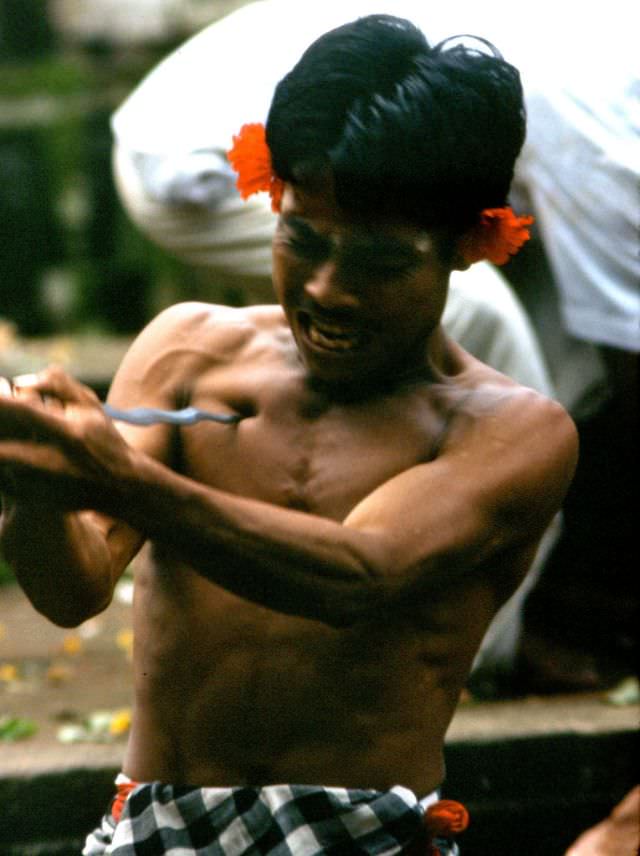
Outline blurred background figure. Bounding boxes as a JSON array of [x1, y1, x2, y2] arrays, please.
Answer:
[[509, 57, 639, 691]]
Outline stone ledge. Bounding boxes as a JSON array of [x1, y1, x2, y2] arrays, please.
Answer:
[[0, 332, 132, 394], [446, 691, 639, 742]]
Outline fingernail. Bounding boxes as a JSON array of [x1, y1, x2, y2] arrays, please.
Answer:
[[12, 373, 39, 388]]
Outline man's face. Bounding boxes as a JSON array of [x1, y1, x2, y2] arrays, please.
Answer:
[[272, 182, 452, 392]]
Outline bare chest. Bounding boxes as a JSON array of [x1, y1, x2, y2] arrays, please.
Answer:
[[178, 374, 446, 519]]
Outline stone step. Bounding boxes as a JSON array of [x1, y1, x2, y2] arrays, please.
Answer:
[[0, 331, 132, 395], [1, 694, 637, 855]]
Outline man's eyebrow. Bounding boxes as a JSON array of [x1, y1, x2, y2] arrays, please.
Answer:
[[282, 215, 428, 257], [346, 233, 426, 260], [281, 215, 323, 240]]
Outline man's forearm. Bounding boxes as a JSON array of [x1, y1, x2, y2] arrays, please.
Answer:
[[0, 502, 114, 627], [110, 453, 391, 627]]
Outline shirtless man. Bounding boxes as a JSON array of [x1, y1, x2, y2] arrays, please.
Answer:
[[0, 15, 577, 855]]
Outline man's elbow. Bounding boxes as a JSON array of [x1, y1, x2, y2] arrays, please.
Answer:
[[24, 584, 112, 629]]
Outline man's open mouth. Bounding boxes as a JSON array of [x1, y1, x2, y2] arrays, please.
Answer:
[[300, 313, 367, 352]]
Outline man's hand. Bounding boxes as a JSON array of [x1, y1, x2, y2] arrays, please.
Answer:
[[0, 366, 133, 513]]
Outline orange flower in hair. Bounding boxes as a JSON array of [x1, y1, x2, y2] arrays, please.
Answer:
[[459, 207, 534, 266], [227, 123, 284, 213]]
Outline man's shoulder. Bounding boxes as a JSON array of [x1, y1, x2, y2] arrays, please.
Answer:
[[470, 369, 573, 436], [129, 301, 287, 358], [148, 300, 284, 336], [110, 302, 289, 400], [431, 364, 578, 548], [454, 365, 578, 495], [440, 355, 577, 461], [446, 345, 550, 407]]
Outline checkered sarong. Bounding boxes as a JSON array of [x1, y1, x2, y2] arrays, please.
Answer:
[[83, 776, 460, 855]]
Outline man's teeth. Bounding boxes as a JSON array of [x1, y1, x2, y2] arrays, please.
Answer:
[[308, 320, 362, 350]]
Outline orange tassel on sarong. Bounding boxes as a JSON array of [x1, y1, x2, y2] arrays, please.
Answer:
[[111, 779, 139, 822], [423, 799, 470, 855]]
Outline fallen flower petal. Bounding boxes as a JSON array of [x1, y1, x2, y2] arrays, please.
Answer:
[[109, 708, 132, 736], [0, 663, 18, 683], [57, 723, 87, 744], [61, 634, 83, 656], [46, 664, 74, 686], [116, 628, 134, 660], [605, 676, 640, 706]]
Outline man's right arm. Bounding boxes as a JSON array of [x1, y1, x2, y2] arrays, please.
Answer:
[[0, 303, 209, 626], [0, 499, 143, 627], [0, 370, 138, 627]]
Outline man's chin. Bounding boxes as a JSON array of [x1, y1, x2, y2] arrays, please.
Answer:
[[305, 364, 395, 403]]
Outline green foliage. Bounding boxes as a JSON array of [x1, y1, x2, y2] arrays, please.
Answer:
[[0, 22, 208, 339], [0, 58, 90, 99], [0, 557, 16, 587], [0, 715, 38, 741]]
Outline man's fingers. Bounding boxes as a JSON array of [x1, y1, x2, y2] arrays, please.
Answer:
[[10, 377, 45, 407], [0, 392, 69, 442], [13, 366, 99, 406], [11, 373, 39, 389], [5, 366, 95, 418]]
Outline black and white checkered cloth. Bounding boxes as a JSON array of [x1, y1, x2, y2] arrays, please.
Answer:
[[83, 777, 460, 855]]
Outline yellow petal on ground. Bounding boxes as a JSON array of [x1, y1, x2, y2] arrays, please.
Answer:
[[61, 634, 83, 656], [46, 663, 74, 686], [116, 629, 134, 659], [0, 663, 18, 682], [109, 708, 132, 736]]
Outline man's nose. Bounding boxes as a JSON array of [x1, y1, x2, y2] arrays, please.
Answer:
[[304, 261, 360, 310]]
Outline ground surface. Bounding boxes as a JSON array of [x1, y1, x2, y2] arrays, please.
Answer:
[[0, 581, 133, 773]]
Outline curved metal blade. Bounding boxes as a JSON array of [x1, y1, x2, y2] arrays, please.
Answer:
[[103, 404, 244, 426]]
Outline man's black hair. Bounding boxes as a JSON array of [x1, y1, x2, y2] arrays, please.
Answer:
[[266, 14, 526, 234]]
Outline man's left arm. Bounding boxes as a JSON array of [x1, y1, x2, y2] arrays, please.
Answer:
[[1, 375, 577, 627]]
